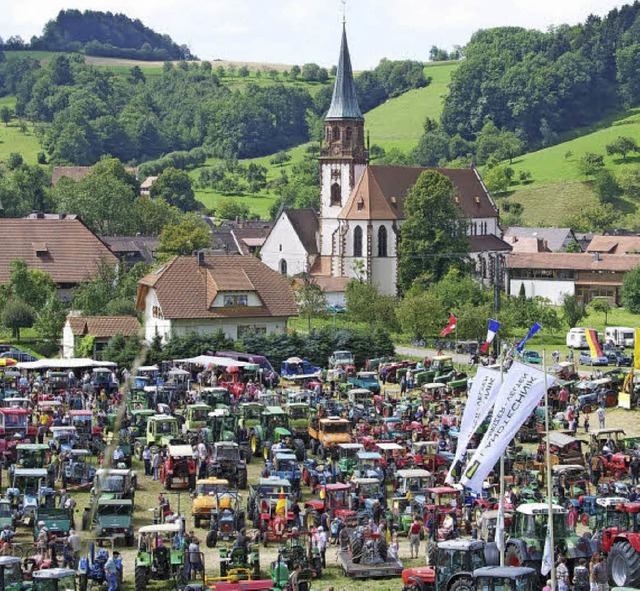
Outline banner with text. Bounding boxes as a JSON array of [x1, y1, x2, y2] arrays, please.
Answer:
[[445, 365, 502, 485], [460, 361, 555, 491]]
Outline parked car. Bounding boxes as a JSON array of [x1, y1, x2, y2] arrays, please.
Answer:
[[603, 348, 632, 367], [0, 350, 37, 363], [578, 351, 608, 366], [521, 350, 542, 364]]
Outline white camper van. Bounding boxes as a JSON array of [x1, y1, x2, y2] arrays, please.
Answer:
[[604, 326, 635, 348], [566, 327, 592, 349]]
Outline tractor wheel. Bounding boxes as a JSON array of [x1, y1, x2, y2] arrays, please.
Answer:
[[608, 541, 640, 588], [449, 577, 475, 591], [134, 566, 148, 591], [243, 447, 252, 465], [377, 537, 388, 560], [220, 560, 228, 578], [206, 529, 218, 548], [175, 565, 188, 590], [351, 538, 363, 563], [263, 441, 272, 461], [238, 469, 248, 490], [195, 516, 201, 528], [427, 541, 437, 566], [165, 476, 172, 490], [253, 559, 261, 579], [250, 434, 260, 457], [79, 574, 88, 591], [125, 533, 135, 547], [294, 439, 306, 461], [504, 544, 526, 567]]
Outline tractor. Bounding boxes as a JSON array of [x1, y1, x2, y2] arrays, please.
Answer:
[[182, 403, 212, 435], [219, 543, 261, 579], [337, 443, 365, 479], [301, 457, 337, 492], [191, 478, 230, 527], [204, 409, 251, 462], [89, 468, 137, 504], [135, 522, 187, 591], [285, 403, 311, 458], [145, 414, 182, 448], [34, 505, 72, 540], [401, 540, 499, 591], [62, 449, 96, 489], [308, 416, 353, 460], [599, 500, 640, 588], [32, 568, 78, 591], [160, 445, 197, 490], [504, 503, 593, 571], [248, 477, 297, 546], [249, 406, 295, 459], [82, 498, 134, 546], [205, 489, 245, 548], [0, 557, 24, 591], [304, 482, 357, 529], [338, 523, 404, 578], [7, 467, 48, 525], [200, 386, 232, 410], [11, 444, 55, 487], [275, 531, 323, 579], [262, 450, 301, 501], [207, 442, 248, 489]]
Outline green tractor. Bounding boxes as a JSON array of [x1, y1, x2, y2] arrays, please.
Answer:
[[135, 523, 187, 591], [285, 403, 311, 459], [200, 387, 232, 410], [249, 406, 294, 459], [82, 499, 135, 546], [219, 543, 261, 578], [0, 557, 24, 591], [145, 414, 182, 447], [129, 409, 156, 439], [182, 403, 212, 435], [338, 443, 365, 479], [32, 569, 77, 591], [504, 503, 593, 571], [203, 408, 251, 463]]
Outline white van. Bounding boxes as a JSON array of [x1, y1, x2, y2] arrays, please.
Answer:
[[566, 327, 592, 349], [604, 326, 635, 348]]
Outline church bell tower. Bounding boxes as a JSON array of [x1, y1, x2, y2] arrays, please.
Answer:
[[319, 22, 367, 257]]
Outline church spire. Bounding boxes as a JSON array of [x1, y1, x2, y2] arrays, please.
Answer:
[[325, 23, 363, 121]]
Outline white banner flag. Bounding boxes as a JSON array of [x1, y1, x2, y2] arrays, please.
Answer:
[[541, 521, 553, 576], [460, 361, 555, 491], [445, 365, 502, 484], [496, 500, 505, 552]]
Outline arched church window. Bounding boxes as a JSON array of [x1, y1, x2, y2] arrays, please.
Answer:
[[353, 226, 363, 257], [279, 259, 287, 275], [345, 127, 352, 144], [331, 182, 341, 206], [332, 126, 340, 142], [378, 225, 388, 258]]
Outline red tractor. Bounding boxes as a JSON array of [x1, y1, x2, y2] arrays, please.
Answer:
[[598, 452, 630, 479], [160, 445, 197, 490], [600, 501, 640, 588], [304, 483, 357, 529]]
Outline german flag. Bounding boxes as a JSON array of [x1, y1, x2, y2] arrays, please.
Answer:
[[585, 329, 603, 358]]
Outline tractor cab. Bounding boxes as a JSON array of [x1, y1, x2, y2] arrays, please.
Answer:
[[129, 409, 156, 438], [161, 445, 196, 490], [338, 443, 364, 477], [355, 451, 384, 482], [68, 410, 94, 437], [91, 468, 136, 502], [206, 409, 239, 444], [2, 397, 31, 411], [49, 427, 78, 454], [183, 404, 212, 433], [31, 568, 77, 591], [590, 428, 627, 454], [191, 478, 230, 527], [136, 522, 186, 585], [146, 415, 180, 447], [593, 497, 632, 531], [62, 449, 95, 488], [431, 356, 454, 374], [9, 467, 47, 524], [0, 556, 23, 591], [15, 443, 50, 469], [433, 540, 488, 589], [0, 408, 30, 438], [237, 403, 263, 430], [395, 468, 433, 498], [200, 387, 231, 410], [473, 566, 537, 591], [350, 477, 386, 512]]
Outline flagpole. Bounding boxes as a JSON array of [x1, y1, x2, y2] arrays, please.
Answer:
[[543, 350, 556, 591], [499, 355, 505, 566]]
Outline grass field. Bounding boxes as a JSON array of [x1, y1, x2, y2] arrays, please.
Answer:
[[365, 61, 458, 152], [0, 121, 42, 165], [501, 107, 640, 226]]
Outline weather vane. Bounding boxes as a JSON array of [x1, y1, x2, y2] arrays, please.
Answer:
[[342, 0, 347, 24]]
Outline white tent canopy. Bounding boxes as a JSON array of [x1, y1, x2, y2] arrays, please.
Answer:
[[172, 355, 255, 369], [16, 358, 117, 370]]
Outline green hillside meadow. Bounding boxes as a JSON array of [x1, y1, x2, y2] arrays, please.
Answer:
[[505, 108, 640, 226]]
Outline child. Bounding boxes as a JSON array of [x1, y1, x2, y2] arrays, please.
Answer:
[[542, 580, 552, 591], [389, 533, 399, 559], [583, 414, 590, 433]]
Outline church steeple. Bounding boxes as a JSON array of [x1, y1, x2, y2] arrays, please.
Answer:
[[326, 23, 363, 121]]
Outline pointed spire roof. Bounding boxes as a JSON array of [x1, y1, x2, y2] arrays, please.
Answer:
[[325, 24, 363, 121]]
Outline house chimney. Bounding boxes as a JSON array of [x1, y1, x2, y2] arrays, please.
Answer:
[[197, 251, 205, 266], [594, 251, 600, 262]]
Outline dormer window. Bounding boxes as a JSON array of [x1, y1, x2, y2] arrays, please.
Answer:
[[223, 294, 248, 307], [357, 196, 364, 211]]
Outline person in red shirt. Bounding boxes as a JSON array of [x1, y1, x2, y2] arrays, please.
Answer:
[[409, 516, 422, 559]]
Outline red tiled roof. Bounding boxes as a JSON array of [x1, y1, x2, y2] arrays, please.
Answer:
[[586, 235, 640, 254], [339, 165, 498, 221], [0, 218, 118, 284], [137, 255, 298, 320], [506, 252, 640, 271], [67, 316, 140, 338], [51, 167, 92, 185], [314, 276, 350, 293]]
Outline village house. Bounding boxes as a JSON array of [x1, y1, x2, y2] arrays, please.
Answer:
[[505, 251, 640, 306], [135, 253, 298, 343], [0, 214, 118, 300], [260, 24, 509, 300], [62, 315, 140, 358]]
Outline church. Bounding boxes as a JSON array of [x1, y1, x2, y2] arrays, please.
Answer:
[[260, 24, 510, 303]]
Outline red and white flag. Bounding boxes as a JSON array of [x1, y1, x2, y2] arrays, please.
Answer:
[[439, 313, 457, 337]]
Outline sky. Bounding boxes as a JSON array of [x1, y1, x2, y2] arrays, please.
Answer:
[[1, 0, 629, 68]]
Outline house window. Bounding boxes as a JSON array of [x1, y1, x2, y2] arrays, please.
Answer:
[[223, 294, 248, 306], [332, 126, 340, 142], [378, 226, 388, 257], [279, 259, 288, 275], [353, 226, 363, 257], [238, 325, 267, 340], [152, 306, 163, 319], [331, 182, 341, 206], [346, 127, 352, 144]]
